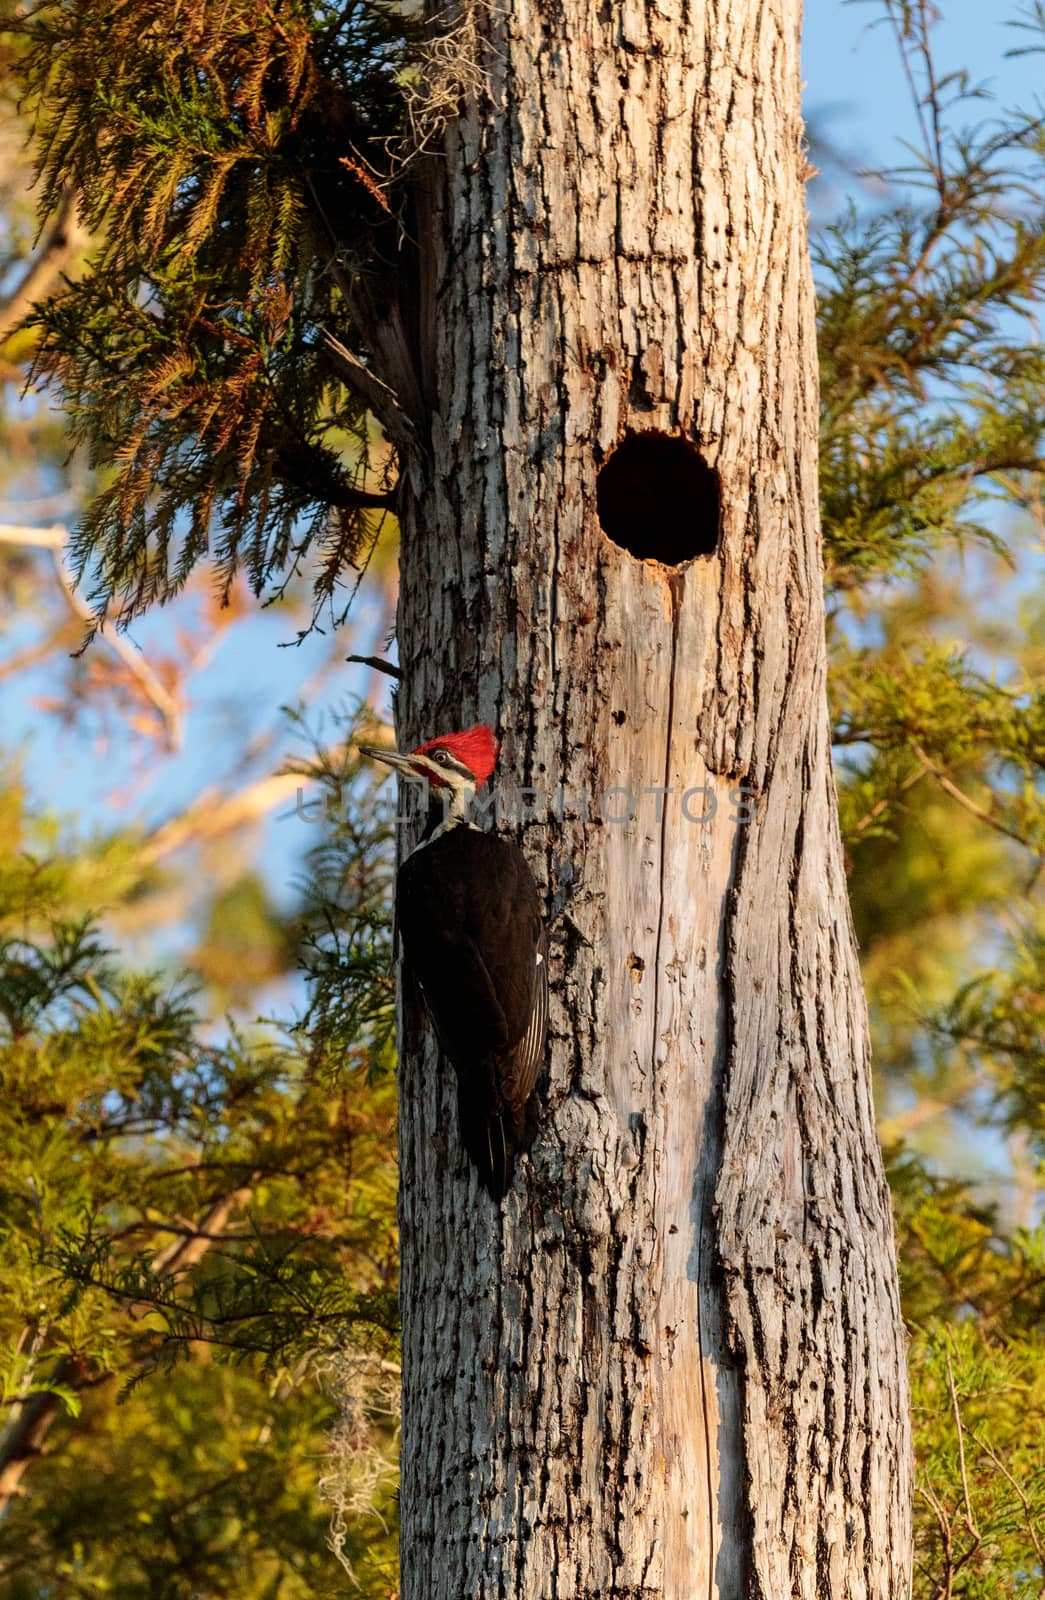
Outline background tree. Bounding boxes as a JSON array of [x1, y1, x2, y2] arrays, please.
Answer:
[[2, 17, 404, 1586], [818, 4, 1045, 1586], [0, 753, 401, 1597]]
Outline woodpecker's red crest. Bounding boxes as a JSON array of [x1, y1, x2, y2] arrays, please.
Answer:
[[414, 723, 499, 788]]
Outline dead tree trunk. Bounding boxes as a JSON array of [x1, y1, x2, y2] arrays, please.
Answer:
[[386, 0, 913, 1594]]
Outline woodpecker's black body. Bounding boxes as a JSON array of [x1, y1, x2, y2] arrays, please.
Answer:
[[360, 722, 547, 1200], [398, 824, 547, 1198]]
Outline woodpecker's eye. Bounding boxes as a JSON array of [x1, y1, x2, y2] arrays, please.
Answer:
[[431, 749, 450, 765]]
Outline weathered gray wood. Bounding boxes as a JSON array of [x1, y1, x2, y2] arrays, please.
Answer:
[[385, 1, 913, 1595]]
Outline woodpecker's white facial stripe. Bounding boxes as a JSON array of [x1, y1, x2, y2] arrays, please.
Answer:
[[420, 749, 478, 786], [405, 751, 478, 792]]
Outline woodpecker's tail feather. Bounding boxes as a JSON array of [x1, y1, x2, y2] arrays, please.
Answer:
[[456, 1087, 526, 1200]]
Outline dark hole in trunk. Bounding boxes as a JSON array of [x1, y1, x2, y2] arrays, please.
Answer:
[[596, 432, 720, 564]]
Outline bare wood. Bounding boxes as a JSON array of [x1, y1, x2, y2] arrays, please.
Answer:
[[49, 548, 184, 750], [392, 1, 912, 1596], [345, 653, 402, 679], [0, 189, 90, 347], [148, 1186, 255, 1275], [321, 328, 419, 458], [0, 523, 185, 747], [0, 1358, 80, 1516], [139, 771, 305, 864], [911, 739, 1039, 854], [0, 523, 67, 548]]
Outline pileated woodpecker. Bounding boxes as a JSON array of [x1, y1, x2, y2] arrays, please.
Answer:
[[360, 723, 547, 1199]]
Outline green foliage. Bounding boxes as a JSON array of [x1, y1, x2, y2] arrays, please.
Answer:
[[820, 6, 1045, 1595], [929, 922, 1045, 1150], [820, 0, 1045, 862], [0, 784, 156, 926], [891, 1154, 1045, 1599], [288, 707, 398, 1081], [816, 79, 1045, 591], [821, 0, 1045, 1105], [912, 1323, 1045, 1600], [0, 783, 400, 1597], [2, 1365, 374, 1600], [17, 0, 416, 624]]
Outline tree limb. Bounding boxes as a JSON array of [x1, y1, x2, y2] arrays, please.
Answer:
[[0, 1355, 101, 1517], [321, 327, 419, 457], [138, 771, 306, 865], [0, 523, 67, 548], [910, 741, 1041, 855], [0, 523, 185, 748], [49, 547, 184, 751], [149, 1186, 256, 1276], [346, 652, 401, 679], [0, 189, 90, 347], [847, 760, 930, 837]]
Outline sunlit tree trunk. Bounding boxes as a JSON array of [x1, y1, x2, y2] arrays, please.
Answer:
[[384, 0, 913, 1594]]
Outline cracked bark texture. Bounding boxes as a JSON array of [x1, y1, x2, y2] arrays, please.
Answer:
[[386, 1, 913, 1595]]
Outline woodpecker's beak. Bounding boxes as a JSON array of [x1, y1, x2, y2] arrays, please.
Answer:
[[358, 745, 423, 779]]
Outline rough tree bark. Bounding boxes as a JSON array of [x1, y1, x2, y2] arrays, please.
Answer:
[[380, 0, 913, 1595]]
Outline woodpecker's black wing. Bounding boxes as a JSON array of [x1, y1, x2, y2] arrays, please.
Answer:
[[396, 827, 547, 1197]]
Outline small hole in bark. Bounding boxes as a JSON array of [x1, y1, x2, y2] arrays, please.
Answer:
[[612, 709, 627, 726], [596, 432, 720, 564]]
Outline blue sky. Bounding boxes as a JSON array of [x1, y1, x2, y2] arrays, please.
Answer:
[[804, 0, 1042, 167]]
